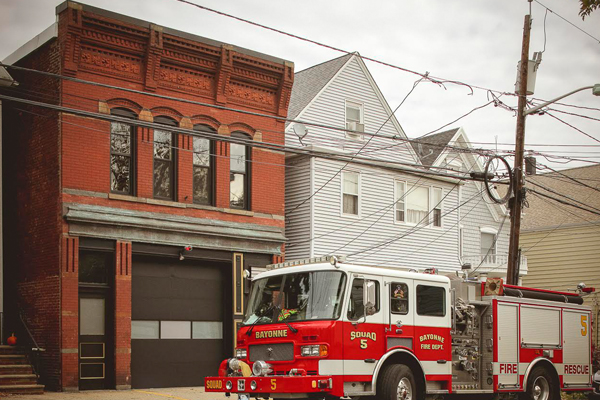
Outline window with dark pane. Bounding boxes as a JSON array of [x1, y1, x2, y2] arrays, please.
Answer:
[[79, 251, 112, 285], [110, 108, 136, 195], [153, 116, 177, 200], [230, 132, 250, 210], [193, 124, 215, 205]]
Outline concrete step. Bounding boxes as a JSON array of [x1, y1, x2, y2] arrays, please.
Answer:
[[0, 354, 29, 365], [0, 383, 44, 394], [0, 374, 38, 385], [0, 364, 33, 374]]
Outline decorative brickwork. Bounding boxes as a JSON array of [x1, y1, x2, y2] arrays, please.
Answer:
[[60, 236, 79, 390], [3, 0, 291, 391], [115, 241, 132, 389]]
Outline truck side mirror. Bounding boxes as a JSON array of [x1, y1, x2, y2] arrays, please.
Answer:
[[363, 280, 376, 316]]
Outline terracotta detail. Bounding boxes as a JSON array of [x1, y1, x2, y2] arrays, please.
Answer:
[[159, 66, 214, 94], [179, 117, 193, 130], [80, 48, 142, 81], [138, 109, 153, 122], [226, 82, 275, 106], [98, 101, 110, 115]]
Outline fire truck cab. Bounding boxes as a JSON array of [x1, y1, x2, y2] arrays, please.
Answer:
[[205, 257, 593, 400]]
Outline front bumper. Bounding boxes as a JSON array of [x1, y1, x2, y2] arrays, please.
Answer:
[[205, 375, 333, 395]]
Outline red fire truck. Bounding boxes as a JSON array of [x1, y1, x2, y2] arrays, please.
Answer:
[[205, 257, 593, 400]]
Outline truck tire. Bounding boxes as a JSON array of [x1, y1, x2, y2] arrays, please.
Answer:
[[378, 364, 417, 400], [524, 366, 558, 400]]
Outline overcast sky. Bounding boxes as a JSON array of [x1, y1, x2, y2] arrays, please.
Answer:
[[1, 0, 599, 172]]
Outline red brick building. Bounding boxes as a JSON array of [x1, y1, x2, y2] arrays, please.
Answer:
[[2, 1, 292, 391]]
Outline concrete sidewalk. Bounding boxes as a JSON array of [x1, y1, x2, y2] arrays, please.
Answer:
[[5, 387, 229, 400]]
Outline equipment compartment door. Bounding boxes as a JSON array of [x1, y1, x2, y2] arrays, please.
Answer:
[[496, 302, 519, 389], [562, 310, 591, 386]]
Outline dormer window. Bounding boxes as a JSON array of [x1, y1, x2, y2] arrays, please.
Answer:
[[345, 101, 364, 140]]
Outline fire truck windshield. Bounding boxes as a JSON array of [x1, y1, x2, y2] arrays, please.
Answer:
[[243, 271, 347, 325]]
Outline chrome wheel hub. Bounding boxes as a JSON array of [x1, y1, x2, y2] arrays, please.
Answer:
[[396, 377, 412, 400], [532, 376, 550, 400]]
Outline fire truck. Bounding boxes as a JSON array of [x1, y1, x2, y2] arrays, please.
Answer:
[[205, 257, 593, 400]]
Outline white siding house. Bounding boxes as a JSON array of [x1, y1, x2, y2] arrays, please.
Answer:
[[284, 53, 518, 276]]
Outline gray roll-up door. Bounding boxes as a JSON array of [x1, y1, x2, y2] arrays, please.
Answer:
[[131, 255, 227, 388]]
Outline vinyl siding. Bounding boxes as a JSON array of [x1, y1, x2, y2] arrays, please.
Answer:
[[285, 57, 417, 165], [520, 225, 600, 349], [310, 158, 460, 271], [460, 180, 510, 263], [284, 156, 312, 260]]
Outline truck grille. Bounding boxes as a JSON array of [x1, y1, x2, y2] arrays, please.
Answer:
[[249, 343, 294, 362]]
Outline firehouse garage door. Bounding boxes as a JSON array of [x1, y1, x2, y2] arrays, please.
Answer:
[[131, 256, 228, 388]]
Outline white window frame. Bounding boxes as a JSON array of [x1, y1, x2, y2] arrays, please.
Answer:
[[345, 100, 364, 141], [480, 227, 498, 263], [394, 180, 407, 224], [341, 171, 360, 218], [405, 184, 430, 226], [394, 183, 445, 228], [431, 187, 443, 228]]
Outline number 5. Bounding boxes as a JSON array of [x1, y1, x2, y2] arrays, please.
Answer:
[[360, 339, 368, 349], [581, 315, 588, 336], [271, 379, 277, 391]]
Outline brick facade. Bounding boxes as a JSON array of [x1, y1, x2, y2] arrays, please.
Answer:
[[3, 1, 291, 390]]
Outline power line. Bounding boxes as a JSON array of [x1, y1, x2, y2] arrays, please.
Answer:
[[544, 111, 600, 144], [533, 0, 600, 45], [285, 75, 427, 221], [331, 182, 458, 255], [1, 63, 503, 162], [3, 92, 497, 184], [348, 188, 485, 259], [527, 188, 600, 217], [535, 162, 600, 193]]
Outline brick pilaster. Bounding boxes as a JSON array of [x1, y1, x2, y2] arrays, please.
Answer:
[[114, 241, 132, 389], [137, 125, 154, 198], [177, 131, 193, 204], [60, 236, 79, 390]]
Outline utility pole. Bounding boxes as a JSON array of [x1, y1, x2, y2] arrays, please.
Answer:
[[507, 13, 531, 285]]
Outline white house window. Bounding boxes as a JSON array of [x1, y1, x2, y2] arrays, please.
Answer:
[[481, 232, 497, 263], [432, 187, 443, 227], [345, 101, 364, 140], [342, 172, 359, 215], [406, 185, 429, 225], [394, 181, 406, 222]]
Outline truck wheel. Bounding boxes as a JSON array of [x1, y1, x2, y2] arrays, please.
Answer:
[[378, 364, 417, 400], [525, 366, 558, 400]]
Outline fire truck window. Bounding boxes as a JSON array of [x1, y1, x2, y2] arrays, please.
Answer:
[[416, 285, 445, 316], [391, 282, 409, 315], [347, 278, 379, 320]]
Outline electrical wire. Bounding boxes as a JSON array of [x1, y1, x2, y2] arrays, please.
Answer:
[[0, 63, 506, 162], [544, 111, 600, 144], [348, 188, 485, 260], [527, 188, 600, 217], [533, 0, 600, 45], [285, 75, 427, 221]]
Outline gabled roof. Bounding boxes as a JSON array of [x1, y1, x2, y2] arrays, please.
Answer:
[[287, 53, 353, 121], [410, 128, 460, 167]]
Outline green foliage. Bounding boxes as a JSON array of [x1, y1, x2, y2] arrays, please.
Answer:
[[579, 0, 600, 19]]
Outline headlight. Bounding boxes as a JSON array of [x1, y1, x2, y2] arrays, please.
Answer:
[[236, 348, 247, 359], [300, 344, 328, 357], [252, 360, 273, 376]]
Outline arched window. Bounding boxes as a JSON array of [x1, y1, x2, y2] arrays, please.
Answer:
[[153, 116, 177, 200], [192, 124, 215, 205], [230, 132, 250, 210], [110, 108, 137, 195]]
